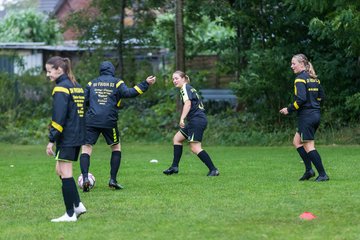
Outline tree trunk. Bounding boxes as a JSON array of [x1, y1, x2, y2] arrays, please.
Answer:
[[175, 0, 185, 72], [229, 0, 246, 81], [118, 0, 126, 78]]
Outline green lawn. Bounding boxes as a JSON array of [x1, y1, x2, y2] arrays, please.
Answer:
[[1, 143, 360, 240]]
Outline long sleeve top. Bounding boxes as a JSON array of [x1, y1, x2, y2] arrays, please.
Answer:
[[287, 71, 325, 115], [84, 61, 149, 128], [49, 74, 85, 147]]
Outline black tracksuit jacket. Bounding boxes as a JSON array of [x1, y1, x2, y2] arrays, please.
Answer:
[[84, 61, 149, 128], [49, 74, 85, 147], [287, 70, 325, 115]]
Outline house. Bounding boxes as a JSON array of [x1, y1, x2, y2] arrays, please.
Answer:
[[38, 0, 91, 41], [0, 41, 171, 76], [38, 0, 135, 41], [0, 42, 86, 75], [0, 1, 167, 74], [0, 1, 235, 90], [0, 1, 237, 112]]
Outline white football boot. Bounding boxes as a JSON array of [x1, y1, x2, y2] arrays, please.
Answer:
[[74, 202, 87, 217], [51, 212, 77, 222]]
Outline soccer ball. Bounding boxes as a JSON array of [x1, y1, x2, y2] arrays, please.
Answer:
[[78, 173, 96, 189]]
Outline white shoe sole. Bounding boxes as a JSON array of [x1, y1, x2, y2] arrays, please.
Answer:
[[51, 213, 77, 222]]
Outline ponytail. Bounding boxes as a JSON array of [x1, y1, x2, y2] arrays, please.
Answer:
[[307, 62, 317, 79], [185, 75, 190, 83], [62, 58, 77, 85]]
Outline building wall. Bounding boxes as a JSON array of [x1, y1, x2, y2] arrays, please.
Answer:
[[0, 55, 14, 74], [55, 0, 135, 41], [55, 0, 91, 40], [0, 49, 43, 75], [14, 51, 43, 75]]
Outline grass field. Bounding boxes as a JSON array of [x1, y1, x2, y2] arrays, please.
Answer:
[[1, 143, 360, 240]]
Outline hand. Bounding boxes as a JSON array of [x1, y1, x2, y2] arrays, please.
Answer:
[[179, 119, 185, 128], [146, 76, 156, 85], [46, 142, 55, 157], [279, 107, 289, 115]]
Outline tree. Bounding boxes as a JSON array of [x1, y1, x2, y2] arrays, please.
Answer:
[[305, 0, 360, 124], [117, 0, 126, 77], [230, 0, 360, 126], [0, 9, 62, 44], [308, 1, 360, 57], [184, 0, 253, 80], [65, 0, 167, 81], [151, 12, 235, 57], [66, 0, 360, 129], [184, 0, 360, 127], [175, 0, 185, 71]]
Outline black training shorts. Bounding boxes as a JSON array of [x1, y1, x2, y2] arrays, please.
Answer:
[[180, 117, 207, 142], [55, 146, 81, 162], [297, 111, 320, 142], [85, 126, 120, 146]]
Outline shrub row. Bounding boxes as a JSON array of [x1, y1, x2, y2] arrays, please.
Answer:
[[1, 72, 359, 146]]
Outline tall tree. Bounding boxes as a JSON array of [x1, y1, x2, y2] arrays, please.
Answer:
[[118, 0, 126, 77], [65, 0, 166, 81], [175, 0, 185, 71], [305, 0, 360, 123], [223, 0, 360, 126], [228, 0, 247, 81]]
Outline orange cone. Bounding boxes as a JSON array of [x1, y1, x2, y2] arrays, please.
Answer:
[[299, 212, 317, 220]]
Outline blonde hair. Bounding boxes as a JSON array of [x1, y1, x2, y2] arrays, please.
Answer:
[[292, 54, 317, 78], [173, 70, 190, 83], [46, 56, 77, 85]]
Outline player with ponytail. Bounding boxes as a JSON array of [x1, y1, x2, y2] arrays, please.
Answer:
[[163, 70, 219, 176], [45, 56, 87, 222], [280, 54, 329, 182]]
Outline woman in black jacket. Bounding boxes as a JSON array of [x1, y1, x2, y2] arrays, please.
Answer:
[[280, 54, 329, 182], [45, 56, 87, 222]]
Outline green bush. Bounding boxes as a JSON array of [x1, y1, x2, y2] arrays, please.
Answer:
[[1, 66, 360, 146], [0, 72, 52, 143]]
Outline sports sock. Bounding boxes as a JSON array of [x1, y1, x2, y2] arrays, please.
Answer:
[[61, 178, 75, 217], [80, 153, 90, 179], [110, 151, 121, 180], [70, 177, 80, 208], [308, 149, 326, 176], [197, 150, 216, 171], [296, 146, 312, 171], [171, 145, 183, 167]]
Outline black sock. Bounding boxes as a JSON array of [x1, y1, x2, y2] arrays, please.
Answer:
[[197, 150, 216, 171], [308, 150, 326, 176], [80, 153, 90, 179], [296, 146, 312, 172], [61, 178, 75, 217], [110, 151, 121, 180], [70, 177, 80, 207], [172, 145, 183, 167]]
